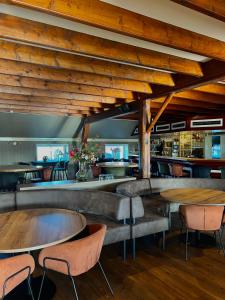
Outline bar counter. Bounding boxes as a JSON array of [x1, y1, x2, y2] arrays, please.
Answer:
[[151, 156, 225, 178], [151, 156, 225, 168]]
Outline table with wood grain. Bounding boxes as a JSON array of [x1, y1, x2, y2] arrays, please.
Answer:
[[1, 208, 86, 300], [160, 188, 225, 205]]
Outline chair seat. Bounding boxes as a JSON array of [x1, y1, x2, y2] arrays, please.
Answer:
[[84, 213, 130, 245], [143, 195, 180, 214]]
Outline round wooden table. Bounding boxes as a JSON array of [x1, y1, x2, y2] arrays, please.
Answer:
[[0, 165, 44, 173], [0, 208, 86, 253], [160, 188, 225, 205], [1, 208, 86, 300]]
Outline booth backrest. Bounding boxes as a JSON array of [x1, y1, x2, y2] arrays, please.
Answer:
[[15, 189, 130, 221], [0, 192, 16, 212], [116, 179, 151, 196], [117, 178, 225, 196]]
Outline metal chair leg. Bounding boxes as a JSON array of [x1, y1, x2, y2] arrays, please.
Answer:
[[162, 231, 166, 251], [123, 240, 127, 261], [185, 228, 189, 261], [27, 277, 35, 300], [70, 275, 79, 300], [132, 238, 136, 259], [37, 269, 46, 300], [218, 229, 225, 256], [97, 261, 114, 296]]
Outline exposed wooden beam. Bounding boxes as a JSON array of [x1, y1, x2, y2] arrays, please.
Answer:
[[0, 40, 174, 86], [87, 59, 225, 122], [5, 0, 225, 60], [0, 14, 203, 77], [194, 84, 225, 96], [154, 96, 225, 110], [176, 90, 225, 104], [81, 122, 90, 145], [0, 92, 122, 108], [171, 0, 225, 22], [0, 98, 105, 113], [147, 94, 174, 133], [0, 74, 135, 99], [0, 59, 152, 93], [0, 85, 119, 104], [139, 99, 151, 178]]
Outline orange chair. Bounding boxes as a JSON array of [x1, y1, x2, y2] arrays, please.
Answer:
[[180, 205, 224, 261], [0, 254, 35, 299], [169, 163, 190, 177], [38, 224, 113, 300]]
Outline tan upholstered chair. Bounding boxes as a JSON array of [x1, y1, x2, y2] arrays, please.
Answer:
[[38, 224, 113, 300], [0, 254, 35, 300], [180, 205, 224, 261]]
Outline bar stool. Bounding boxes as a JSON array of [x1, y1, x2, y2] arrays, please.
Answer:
[[157, 162, 171, 178], [50, 161, 68, 181]]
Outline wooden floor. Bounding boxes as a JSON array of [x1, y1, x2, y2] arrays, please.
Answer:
[[39, 234, 225, 300]]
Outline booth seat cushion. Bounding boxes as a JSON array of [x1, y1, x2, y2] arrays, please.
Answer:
[[16, 189, 130, 221], [84, 213, 130, 245], [132, 213, 169, 239], [0, 192, 16, 212]]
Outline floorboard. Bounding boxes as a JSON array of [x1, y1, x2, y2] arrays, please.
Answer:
[[35, 233, 225, 300]]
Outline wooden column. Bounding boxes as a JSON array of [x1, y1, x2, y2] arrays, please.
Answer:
[[81, 122, 90, 145], [139, 100, 151, 178]]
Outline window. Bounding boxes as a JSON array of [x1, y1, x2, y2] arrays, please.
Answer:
[[36, 144, 69, 162], [212, 136, 221, 159], [105, 144, 128, 160]]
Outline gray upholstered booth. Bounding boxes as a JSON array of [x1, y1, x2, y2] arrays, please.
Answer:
[[116, 180, 169, 258], [117, 178, 225, 230], [0, 189, 132, 259]]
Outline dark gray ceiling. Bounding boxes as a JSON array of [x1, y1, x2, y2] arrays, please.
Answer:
[[0, 112, 137, 139]]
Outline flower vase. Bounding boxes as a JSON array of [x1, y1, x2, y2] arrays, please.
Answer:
[[76, 161, 88, 181]]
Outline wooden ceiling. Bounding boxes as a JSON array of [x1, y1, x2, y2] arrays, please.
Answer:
[[0, 0, 224, 121]]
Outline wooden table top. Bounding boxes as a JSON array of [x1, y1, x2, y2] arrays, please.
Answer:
[[0, 208, 86, 253], [0, 165, 43, 173], [160, 188, 225, 205]]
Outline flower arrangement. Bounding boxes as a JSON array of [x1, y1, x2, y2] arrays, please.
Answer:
[[69, 142, 102, 164]]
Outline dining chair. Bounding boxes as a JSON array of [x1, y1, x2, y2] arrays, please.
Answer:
[[38, 224, 113, 300], [179, 205, 224, 261], [0, 254, 35, 300], [168, 163, 190, 178]]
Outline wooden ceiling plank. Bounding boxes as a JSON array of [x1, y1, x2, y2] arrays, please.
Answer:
[[5, 0, 225, 60], [171, 0, 225, 23], [0, 40, 174, 86], [0, 14, 203, 76], [0, 74, 134, 99], [0, 58, 152, 93]]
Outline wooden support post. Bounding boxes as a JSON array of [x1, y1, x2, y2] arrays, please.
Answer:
[[139, 99, 151, 178], [147, 93, 174, 133], [81, 122, 90, 145]]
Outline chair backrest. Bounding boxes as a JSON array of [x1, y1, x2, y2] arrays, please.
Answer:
[[39, 224, 106, 276], [170, 164, 183, 177], [180, 205, 224, 231], [157, 162, 170, 175]]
